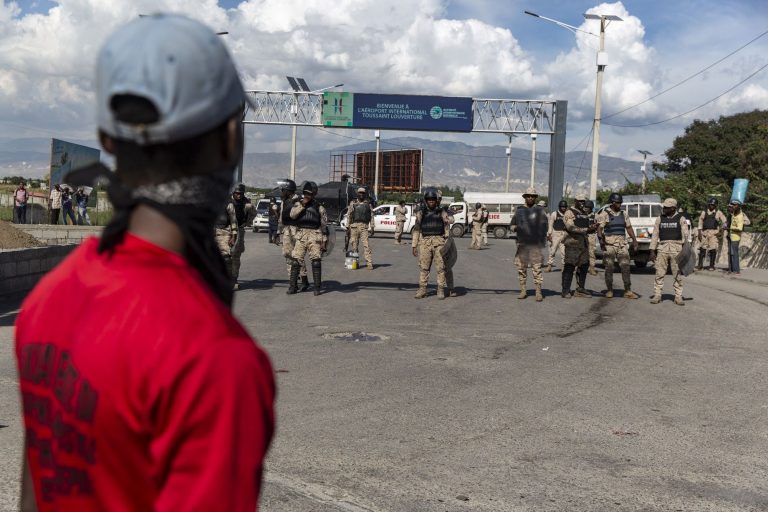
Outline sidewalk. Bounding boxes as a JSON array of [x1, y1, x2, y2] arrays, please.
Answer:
[[687, 266, 768, 286]]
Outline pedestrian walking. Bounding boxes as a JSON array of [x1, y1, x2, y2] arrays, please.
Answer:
[[697, 198, 727, 271], [346, 187, 375, 269], [469, 202, 483, 249], [546, 200, 568, 271], [561, 194, 596, 298], [61, 186, 76, 225], [290, 181, 328, 295], [595, 193, 639, 298], [649, 197, 690, 305], [727, 200, 745, 275], [511, 187, 548, 301], [13, 182, 28, 224], [15, 14, 274, 511], [49, 184, 62, 224], [412, 187, 456, 299], [394, 200, 407, 244], [75, 187, 92, 225]]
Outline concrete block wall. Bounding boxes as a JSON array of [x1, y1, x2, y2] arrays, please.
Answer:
[[0, 245, 77, 296], [17, 225, 103, 246]]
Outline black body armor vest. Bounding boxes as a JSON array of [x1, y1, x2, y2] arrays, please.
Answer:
[[296, 202, 321, 229], [702, 211, 718, 230], [281, 197, 297, 226], [233, 198, 247, 227], [420, 207, 445, 236], [553, 211, 566, 231], [604, 210, 626, 236], [571, 207, 590, 229], [658, 213, 682, 241], [350, 201, 372, 224]]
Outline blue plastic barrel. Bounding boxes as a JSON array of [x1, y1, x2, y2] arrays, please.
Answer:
[[730, 179, 749, 204]]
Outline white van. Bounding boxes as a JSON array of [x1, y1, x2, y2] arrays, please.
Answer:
[[449, 192, 526, 239]]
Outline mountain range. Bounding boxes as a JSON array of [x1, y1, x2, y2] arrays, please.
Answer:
[[0, 136, 646, 194]]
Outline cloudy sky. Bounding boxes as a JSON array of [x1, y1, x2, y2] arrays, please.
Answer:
[[1, 0, 766, 170]]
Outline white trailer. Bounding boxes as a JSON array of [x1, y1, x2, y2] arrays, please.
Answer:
[[448, 192, 526, 239]]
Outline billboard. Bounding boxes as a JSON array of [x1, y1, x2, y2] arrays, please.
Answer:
[[322, 92, 473, 132], [49, 138, 101, 187]]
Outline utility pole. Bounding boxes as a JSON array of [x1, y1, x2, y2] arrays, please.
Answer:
[[374, 130, 381, 198], [638, 149, 652, 195], [505, 133, 515, 193], [530, 129, 538, 188]]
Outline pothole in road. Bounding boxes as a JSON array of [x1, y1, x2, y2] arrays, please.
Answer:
[[321, 331, 389, 343]]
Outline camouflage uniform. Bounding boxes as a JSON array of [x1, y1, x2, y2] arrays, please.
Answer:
[[546, 210, 566, 268], [562, 205, 593, 297], [469, 208, 483, 249], [215, 202, 237, 277], [280, 195, 306, 278], [512, 203, 548, 301], [650, 212, 690, 302], [291, 202, 328, 262], [697, 208, 727, 270], [596, 208, 633, 294], [230, 197, 256, 283], [346, 198, 375, 268], [412, 206, 455, 298], [394, 204, 407, 244]]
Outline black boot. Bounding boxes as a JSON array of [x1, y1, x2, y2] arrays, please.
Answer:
[[575, 264, 591, 297], [562, 264, 575, 298], [697, 249, 706, 270], [300, 275, 310, 292], [708, 250, 717, 270], [311, 259, 322, 296], [286, 261, 300, 294]]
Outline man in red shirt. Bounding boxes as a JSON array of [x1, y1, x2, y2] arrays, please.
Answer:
[[15, 14, 275, 512]]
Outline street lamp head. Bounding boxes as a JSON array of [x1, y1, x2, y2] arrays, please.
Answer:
[[530, 131, 537, 141]]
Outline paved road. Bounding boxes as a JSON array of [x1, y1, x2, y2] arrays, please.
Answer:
[[1, 231, 767, 511]]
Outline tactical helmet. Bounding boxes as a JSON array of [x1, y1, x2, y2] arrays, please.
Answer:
[[234, 183, 246, 194], [558, 200, 568, 209], [301, 180, 318, 196], [707, 197, 717, 206], [475, 202, 482, 209], [423, 187, 439, 200], [278, 178, 297, 193], [584, 200, 595, 211], [608, 192, 623, 204]]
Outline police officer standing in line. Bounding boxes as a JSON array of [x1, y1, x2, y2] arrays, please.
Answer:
[[346, 187, 375, 269], [290, 181, 328, 295], [481, 204, 490, 247], [469, 202, 484, 249], [649, 197, 689, 305], [511, 187, 548, 301], [696, 198, 727, 270], [562, 194, 597, 298], [596, 193, 640, 299], [394, 200, 407, 244], [278, 179, 309, 292], [230, 183, 256, 289], [546, 200, 568, 272], [215, 195, 238, 282], [584, 199, 599, 276], [412, 187, 455, 299]]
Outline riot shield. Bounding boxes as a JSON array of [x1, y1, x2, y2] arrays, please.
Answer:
[[322, 224, 337, 257]]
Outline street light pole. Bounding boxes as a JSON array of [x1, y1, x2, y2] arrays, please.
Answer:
[[530, 129, 538, 188], [637, 149, 652, 194], [374, 130, 381, 198], [290, 104, 298, 181], [505, 133, 515, 193]]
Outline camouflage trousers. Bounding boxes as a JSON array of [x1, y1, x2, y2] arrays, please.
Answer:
[[282, 225, 306, 277], [588, 233, 597, 270], [292, 228, 324, 262], [231, 226, 247, 281], [699, 229, 720, 251], [470, 222, 483, 249], [547, 231, 565, 266], [395, 220, 405, 243], [418, 236, 449, 289], [653, 242, 683, 298], [515, 245, 543, 287], [215, 228, 233, 273], [349, 223, 373, 266], [604, 238, 631, 289], [564, 236, 590, 266]]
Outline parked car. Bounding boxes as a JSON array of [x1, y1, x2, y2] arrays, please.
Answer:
[[252, 198, 278, 233], [340, 204, 416, 235]]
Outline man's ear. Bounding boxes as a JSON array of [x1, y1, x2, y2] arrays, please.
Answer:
[[99, 130, 115, 155]]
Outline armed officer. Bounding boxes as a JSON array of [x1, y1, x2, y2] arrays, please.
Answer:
[[562, 194, 597, 298], [584, 199, 598, 276], [278, 179, 309, 292], [230, 183, 256, 289], [346, 187, 375, 270], [596, 193, 639, 298], [394, 200, 407, 244], [469, 202, 483, 249], [290, 181, 328, 295], [412, 187, 455, 299], [649, 197, 689, 305], [697, 198, 727, 271], [215, 195, 238, 283], [546, 200, 568, 272], [511, 187, 548, 301]]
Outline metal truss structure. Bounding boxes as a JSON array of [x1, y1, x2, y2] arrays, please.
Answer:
[[243, 91, 557, 135]]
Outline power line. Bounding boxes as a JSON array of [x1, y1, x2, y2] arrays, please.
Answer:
[[603, 27, 768, 120], [603, 61, 768, 128]]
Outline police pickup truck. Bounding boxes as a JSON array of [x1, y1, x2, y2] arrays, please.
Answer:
[[595, 194, 662, 268], [340, 204, 416, 235]]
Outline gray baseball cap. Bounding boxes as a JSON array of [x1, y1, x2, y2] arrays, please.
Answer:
[[96, 14, 249, 145]]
